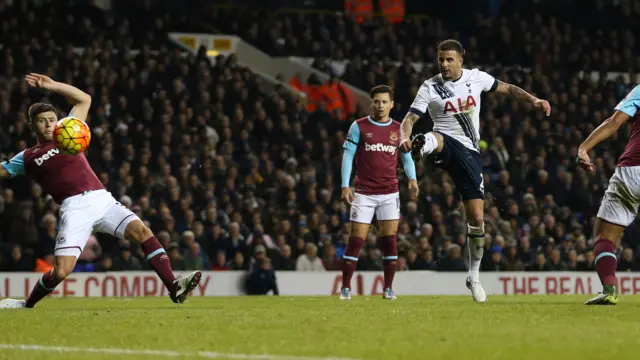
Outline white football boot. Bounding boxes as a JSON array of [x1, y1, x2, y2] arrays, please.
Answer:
[[0, 299, 27, 309], [466, 276, 487, 302], [339, 288, 352, 300], [170, 271, 202, 304]]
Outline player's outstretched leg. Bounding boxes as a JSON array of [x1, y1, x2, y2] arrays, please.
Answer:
[[340, 235, 365, 300], [585, 218, 623, 305], [0, 256, 76, 309], [124, 220, 201, 303]]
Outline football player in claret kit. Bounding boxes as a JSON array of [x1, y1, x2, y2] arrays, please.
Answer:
[[0, 74, 201, 309], [400, 40, 551, 302], [577, 84, 640, 305], [339, 85, 419, 300]]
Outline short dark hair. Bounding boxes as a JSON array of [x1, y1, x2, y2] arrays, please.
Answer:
[[28, 103, 56, 123], [438, 39, 465, 55], [369, 85, 394, 101]]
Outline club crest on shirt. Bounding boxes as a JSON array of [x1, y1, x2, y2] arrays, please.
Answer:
[[366, 133, 373, 138], [389, 131, 398, 142]]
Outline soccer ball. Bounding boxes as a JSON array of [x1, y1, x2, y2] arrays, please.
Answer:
[[54, 117, 91, 155]]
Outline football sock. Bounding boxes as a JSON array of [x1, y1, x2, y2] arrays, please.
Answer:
[[594, 238, 617, 293], [420, 132, 439, 155], [380, 235, 398, 290], [342, 236, 365, 290], [25, 269, 61, 308], [142, 236, 176, 291], [467, 224, 485, 283]]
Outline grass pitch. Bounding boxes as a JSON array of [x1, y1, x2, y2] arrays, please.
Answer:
[[0, 295, 636, 360]]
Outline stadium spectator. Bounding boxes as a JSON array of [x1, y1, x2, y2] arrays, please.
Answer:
[[245, 258, 279, 295], [296, 243, 325, 271]]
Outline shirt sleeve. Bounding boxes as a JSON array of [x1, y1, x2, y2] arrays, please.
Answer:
[[401, 152, 417, 180], [341, 122, 360, 188], [409, 82, 431, 117], [615, 85, 640, 118], [478, 70, 498, 92], [1, 151, 25, 177]]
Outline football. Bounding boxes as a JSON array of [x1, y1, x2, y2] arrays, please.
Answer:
[[54, 117, 91, 155]]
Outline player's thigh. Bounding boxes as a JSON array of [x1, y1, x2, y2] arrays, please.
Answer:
[[440, 135, 484, 201], [374, 192, 400, 235], [350, 192, 376, 230], [55, 200, 96, 259], [93, 194, 140, 240], [596, 167, 640, 240]]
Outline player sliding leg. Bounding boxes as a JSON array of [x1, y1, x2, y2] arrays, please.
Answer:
[[339, 85, 418, 300], [577, 85, 640, 305], [0, 73, 200, 309]]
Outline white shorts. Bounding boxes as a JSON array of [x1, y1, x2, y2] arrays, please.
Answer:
[[597, 166, 640, 227], [55, 190, 140, 258], [349, 192, 400, 223]]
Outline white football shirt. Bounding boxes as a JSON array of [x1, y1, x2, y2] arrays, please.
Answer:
[[410, 68, 498, 152]]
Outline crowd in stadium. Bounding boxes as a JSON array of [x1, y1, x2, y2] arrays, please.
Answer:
[[2, 0, 640, 274]]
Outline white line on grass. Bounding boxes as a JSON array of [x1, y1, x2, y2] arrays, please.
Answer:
[[0, 344, 361, 360]]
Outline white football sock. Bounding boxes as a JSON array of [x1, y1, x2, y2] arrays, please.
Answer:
[[467, 224, 485, 283], [421, 132, 439, 156]]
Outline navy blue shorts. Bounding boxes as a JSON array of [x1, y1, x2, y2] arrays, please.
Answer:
[[432, 133, 484, 201]]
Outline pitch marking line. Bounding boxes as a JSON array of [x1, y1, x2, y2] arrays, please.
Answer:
[[0, 344, 361, 360]]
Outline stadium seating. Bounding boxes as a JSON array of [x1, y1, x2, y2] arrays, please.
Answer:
[[2, 0, 640, 274]]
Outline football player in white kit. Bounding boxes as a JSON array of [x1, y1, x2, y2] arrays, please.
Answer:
[[399, 40, 551, 302]]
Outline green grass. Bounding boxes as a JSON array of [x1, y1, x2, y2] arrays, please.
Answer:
[[0, 295, 636, 360]]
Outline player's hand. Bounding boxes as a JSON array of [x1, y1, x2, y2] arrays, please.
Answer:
[[408, 180, 419, 200], [25, 73, 57, 90], [400, 139, 412, 153], [533, 98, 551, 116], [577, 148, 595, 173], [341, 187, 355, 205]]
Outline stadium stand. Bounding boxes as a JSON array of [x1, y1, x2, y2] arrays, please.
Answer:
[[2, 0, 640, 274]]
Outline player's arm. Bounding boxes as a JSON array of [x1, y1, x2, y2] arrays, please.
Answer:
[[400, 82, 431, 151], [25, 73, 92, 122], [580, 111, 632, 152], [341, 122, 360, 203], [494, 80, 551, 116], [0, 151, 26, 179], [577, 86, 640, 171], [400, 151, 419, 199]]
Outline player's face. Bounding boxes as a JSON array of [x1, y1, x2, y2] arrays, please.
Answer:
[[370, 93, 394, 120], [438, 50, 463, 80], [30, 111, 58, 141]]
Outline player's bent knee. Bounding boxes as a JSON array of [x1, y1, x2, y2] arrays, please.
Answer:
[[124, 220, 153, 243]]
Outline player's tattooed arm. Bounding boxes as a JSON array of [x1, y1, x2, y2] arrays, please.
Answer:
[[25, 73, 92, 122], [400, 112, 421, 151], [495, 80, 551, 116]]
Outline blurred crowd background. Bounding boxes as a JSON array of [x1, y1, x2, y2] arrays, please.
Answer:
[[2, 0, 640, 275]]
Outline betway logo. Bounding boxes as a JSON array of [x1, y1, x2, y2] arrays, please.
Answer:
[[365, 143, 397, 154], [35, 148, 60, 166]]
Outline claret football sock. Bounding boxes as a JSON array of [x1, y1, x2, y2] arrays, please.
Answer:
[[594, 238, 617, 292], [141, 236, 176, 291], [342, 236, 365, 290], [25, 269, 61, 308], [380, 235, 398, 290]]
